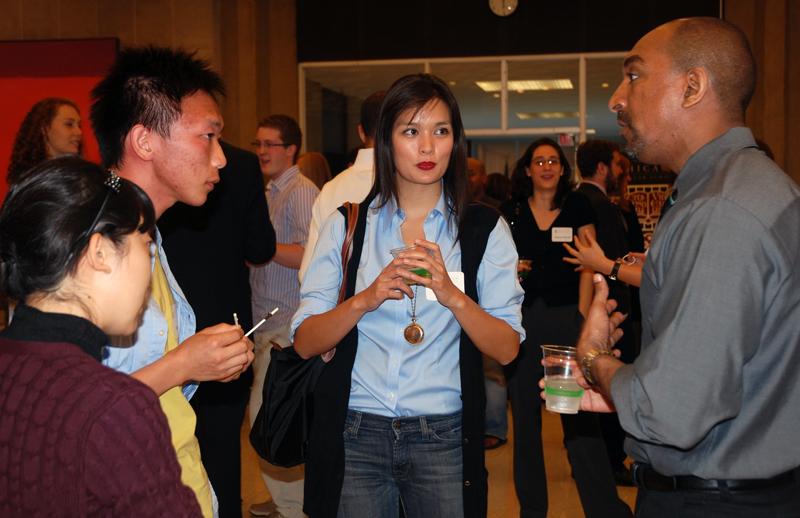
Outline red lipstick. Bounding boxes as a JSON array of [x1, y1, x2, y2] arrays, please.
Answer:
[[416, 161, 436, 170]]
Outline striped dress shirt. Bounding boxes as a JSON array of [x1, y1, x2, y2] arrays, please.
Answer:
[[250, 165, 319, 332]]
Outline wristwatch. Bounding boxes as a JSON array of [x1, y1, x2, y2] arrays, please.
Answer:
[[608, 257, 623, 281], [581, 349, 616, 386]]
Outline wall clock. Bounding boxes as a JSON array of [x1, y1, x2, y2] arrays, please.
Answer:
[[489, 0, 518, 17]]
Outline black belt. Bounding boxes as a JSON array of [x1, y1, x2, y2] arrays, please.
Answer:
[[631, 462, 797, 492]]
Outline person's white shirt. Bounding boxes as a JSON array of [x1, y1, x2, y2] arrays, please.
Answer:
[[298, 148, 374, 282]]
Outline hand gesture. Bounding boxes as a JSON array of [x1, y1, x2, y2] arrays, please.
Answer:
[[577, 274, 627, 361], [401, 239, 465, 309], [536, 275, 627, 414], [354, 256, 415, 312], [172, 323, 255, 383], [563, 233, 611, 273]]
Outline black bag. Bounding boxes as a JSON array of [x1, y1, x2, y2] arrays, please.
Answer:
[[249, 347, 324, 467], [249, 201, 359, 468]]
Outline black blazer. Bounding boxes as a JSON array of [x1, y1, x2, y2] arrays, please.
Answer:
[[160, 140, 276, 331], [576, 182, 631, 313]]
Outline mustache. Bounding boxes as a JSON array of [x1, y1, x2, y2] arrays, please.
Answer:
[[617, 111, 632, 126]]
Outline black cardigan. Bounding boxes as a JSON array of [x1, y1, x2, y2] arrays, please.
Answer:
[[303, 199, 501, 518]]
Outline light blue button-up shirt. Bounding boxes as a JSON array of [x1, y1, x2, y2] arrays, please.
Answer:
[[291, 190, 525, 418], [103, 228, 198, 399]]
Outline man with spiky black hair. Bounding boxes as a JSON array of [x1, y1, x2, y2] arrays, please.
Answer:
[[91, 46, 255, 518]]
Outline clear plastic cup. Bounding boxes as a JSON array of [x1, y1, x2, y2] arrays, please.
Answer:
[[390, 245, 432, 285], [541, 345, 584, 414]]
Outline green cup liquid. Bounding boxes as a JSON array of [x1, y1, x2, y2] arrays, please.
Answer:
[[406, 267, 431, 285]]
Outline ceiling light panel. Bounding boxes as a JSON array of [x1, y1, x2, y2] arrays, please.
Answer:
[[476, 79, 574, 92]]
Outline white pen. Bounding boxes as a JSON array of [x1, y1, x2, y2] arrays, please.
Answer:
[[244, 307, 279, 337]]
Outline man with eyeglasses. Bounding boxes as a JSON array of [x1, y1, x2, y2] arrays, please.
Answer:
[[248, 114, 319, 518]]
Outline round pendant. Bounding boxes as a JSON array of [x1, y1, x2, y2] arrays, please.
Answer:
[[404, 322, 425, 345]]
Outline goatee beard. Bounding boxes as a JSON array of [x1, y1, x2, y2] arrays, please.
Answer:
[[617, 111, 641, 161]]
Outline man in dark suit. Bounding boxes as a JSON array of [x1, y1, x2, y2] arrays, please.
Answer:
[[576, 140, 631, 332], [160, 140, 276, 517], [576, 139, 634, 486]]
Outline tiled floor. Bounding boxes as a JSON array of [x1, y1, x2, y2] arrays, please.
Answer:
[[240, 408, 637, 517]]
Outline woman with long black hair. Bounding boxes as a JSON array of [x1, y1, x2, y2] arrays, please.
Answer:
[[292, 74, 525, 518]]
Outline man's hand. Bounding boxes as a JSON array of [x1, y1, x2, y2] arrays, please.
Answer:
[[571, 274, 628, 404], [171, 323, 255, 383], [576, 274, 627, 360], [538, 375, 617, 413], [563, 233, 612, 274], [537, 274, 628, 413]]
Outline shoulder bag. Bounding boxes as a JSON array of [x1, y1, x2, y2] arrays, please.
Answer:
[[249, 201, 359, 467]]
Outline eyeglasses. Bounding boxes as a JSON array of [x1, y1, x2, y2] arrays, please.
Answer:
[[532, 158, 561, 168], [250, 139, 290, 150]]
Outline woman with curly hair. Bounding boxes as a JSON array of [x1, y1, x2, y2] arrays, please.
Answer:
[[501, 138, 631, 518], [7, 97, 83, 184]]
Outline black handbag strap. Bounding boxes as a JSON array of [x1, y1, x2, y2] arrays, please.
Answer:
[[337, 191, 377, 301], [337, 201, 359, 304]]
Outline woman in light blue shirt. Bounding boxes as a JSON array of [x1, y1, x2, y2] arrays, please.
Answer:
[[291, 74, 524, 518]]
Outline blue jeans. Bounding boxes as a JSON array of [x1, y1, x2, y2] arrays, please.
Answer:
[[484, 376, 508, 440], [337, 409, 464, 518]]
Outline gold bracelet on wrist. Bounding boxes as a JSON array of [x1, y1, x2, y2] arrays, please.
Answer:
[[581, 349, 616, 386]]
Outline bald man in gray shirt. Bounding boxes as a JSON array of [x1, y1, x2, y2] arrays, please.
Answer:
[[573, 17, 800, 517]]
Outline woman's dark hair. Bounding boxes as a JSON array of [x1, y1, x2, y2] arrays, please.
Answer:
[[371, 73, 468, 232], [0, 157, 155, 302], [8, 98, 82, 185], [510, 137, 574, 210]]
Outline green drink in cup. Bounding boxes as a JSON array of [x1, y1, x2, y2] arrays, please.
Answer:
[[541, 345, 584, 414], [518, 258, 533, 281], [390, 245, 432, 285]]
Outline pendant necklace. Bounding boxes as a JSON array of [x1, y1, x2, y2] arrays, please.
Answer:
[[403, 285, 424, 345]]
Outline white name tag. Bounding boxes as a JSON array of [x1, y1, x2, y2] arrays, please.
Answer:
[[551, 227, 573, 242], [426, 271, 465, 301]]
